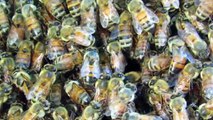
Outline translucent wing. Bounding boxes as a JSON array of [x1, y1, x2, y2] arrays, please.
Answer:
[[110, 3, 120, 24], [146, 7, 159, 23], [132, 16, 142, 34], [172, 0, 180, 9], [100, 11, 109, 28]]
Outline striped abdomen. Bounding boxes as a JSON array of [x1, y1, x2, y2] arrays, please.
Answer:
[[47, 39, 66, 60], [169, 55, 187, 74], [118, 23, 133, 50], [25, 16, 42, 40], [16, 52, 32, 69], [66, 0, 81, 18], [136, 10, 155, 31], [196, 0, 213, 20]]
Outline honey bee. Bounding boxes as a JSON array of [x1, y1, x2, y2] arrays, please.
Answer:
[[159, 0, 180, 11], [64, 80, 91, 106], [169, 96, 189, 120], [176, 20, 209, 59], [27, 64, 56, 101], [21, 4, 43, 40], [7, 103, 23, 120], [0, 0, 10, 39], [153, 12, 170, 50], [197, 98, 213, 119], [116, 10, 134, 51], [15, 40, 34, 69], [60, 26, 95, 47], [12, 69, 33, 97], [94, 75, 109, 106], [21, 102, 45, 120], [80, 47, 101, 88], [107, 75, 125, 112], [108, 83, 137, 119], [54, 50, 83, 72], [122, 112, 163, 120], [131, 32, 151, 60], [97, 0, 119, 30], [99, 49, 112, 76], [174, 63, 199, 95], [127, 0, 159, 34], [182, 1, 208, 35], [140, 55, 153, 83], [148, 78, 171, 120], [40, 0, 67, 20], [46, 21, 66, 61], [168, 36, 195, 75], [148, 53, 171, 72], [46, 38, 66, 61], [6, 25, 25, 52], [31, 42, 45, 71], [200, 67, 213, 100], [38, 3, 55, 27], [80, 0, 97, 34], [196, 0, 213, 21], [80, 101, 103, 120], [107, 41, 127, 73], [52, 106, 69, 120], [49, 84, 62, 106], [0, 52, 15, 82], [108, 76, 124, 96], [0, 83, 13, 108]]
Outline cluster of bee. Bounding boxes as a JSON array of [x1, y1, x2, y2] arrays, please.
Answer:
[[0, 0, 213, 120]]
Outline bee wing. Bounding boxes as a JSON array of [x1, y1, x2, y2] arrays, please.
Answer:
[[185, 22, 198, 34], [81, 9, 96, 34], [194, 0, 201, 6], [100, 11, 109, 28], [110, 4, 120, 24], [22, 4, 37, 17], [177, 29, 187, 40], [146, 7, 159, 23], [172, 0, 180, 9], [161, 0, 171, 9], [182, 47, 196, 63], [132, 16, 142, 34]]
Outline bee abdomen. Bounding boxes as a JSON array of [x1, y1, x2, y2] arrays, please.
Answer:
[[67, 0, 81, 18], [196, 3, 213, 20], [53, 4, 67, 20]]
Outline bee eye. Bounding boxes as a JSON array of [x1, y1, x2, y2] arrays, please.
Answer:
[[210, 24, 213, 30], [56, 31, 60, 36], [4, 87, 12, 94], [54, 21, 61, 26], [136, 9, 140, 13], [183, 3, 191, 9], [86, 8, 90, 11], [149, 80, 156, 86], [118, 74, 123, 78], [104, 3, 108, 7], [149, 89, 154, 94], [45, 41, 49, 45], [22, 48, 29, 53]]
